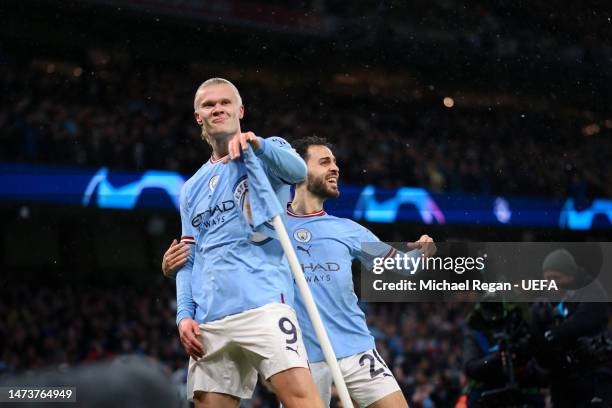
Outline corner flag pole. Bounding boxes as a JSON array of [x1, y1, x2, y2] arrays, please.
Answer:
[[271, 215, 353, 408]]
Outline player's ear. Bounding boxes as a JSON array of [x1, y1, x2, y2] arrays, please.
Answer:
[[194, 111, 203, 125], [239, 105, 244, 120]]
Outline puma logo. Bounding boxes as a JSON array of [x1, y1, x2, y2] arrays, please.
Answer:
[[297, 245, 311, 256], [286, 345, 300, 356]]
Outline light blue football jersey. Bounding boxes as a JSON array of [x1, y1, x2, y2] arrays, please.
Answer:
[[175, 137, 306, 325], [286, 209, 399, 362]]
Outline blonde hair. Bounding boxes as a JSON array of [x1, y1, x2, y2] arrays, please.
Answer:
[[193, 77, 242, 111]]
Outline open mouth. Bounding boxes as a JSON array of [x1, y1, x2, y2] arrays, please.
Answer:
[[326, 176, 338, 187]]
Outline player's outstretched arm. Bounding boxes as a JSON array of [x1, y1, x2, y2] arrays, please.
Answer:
[[392, 234, 436, 275], [226, 131, 261, 160], [225, 132, 306, 184], [350, 220, 436, 276], [162, 239, 190, 277], [407, 234, 437, 257], [254, 135, 307, 184]]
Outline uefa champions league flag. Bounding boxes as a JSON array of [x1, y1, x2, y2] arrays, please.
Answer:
[[233, 144, 354, 408]]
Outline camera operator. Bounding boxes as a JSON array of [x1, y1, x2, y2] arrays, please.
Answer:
[[463, 301, 546, 407], [531, 248, 612, 408]]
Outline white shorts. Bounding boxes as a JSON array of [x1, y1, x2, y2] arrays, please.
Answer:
[[187, 303, 309, 400], [311, 349, 401, 407]]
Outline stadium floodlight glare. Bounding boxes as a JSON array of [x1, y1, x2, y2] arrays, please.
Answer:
[[271, 215, 353, 408]]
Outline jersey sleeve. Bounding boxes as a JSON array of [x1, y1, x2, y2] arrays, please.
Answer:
[[346, 221, 421, 275], [345, 221, 391, 267], [175, 184, 197, 326], [255, 136, 307, 187]]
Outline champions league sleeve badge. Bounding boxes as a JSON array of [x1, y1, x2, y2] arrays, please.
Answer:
[[233, 175, 276, 244]]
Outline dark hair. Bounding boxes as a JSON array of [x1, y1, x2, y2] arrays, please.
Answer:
[[291, 136, 334, 161]]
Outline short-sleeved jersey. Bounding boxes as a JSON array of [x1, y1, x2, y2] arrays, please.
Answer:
[[175, 137, 306, 325], [286, 209, 395, 362]]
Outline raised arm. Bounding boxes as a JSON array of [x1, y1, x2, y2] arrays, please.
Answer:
[[254, 136, 307, 184], [349, 221, 435, 276], [225, 132, 306, 185]]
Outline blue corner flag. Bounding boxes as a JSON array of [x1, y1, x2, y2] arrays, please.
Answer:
[[230, 145, 284, 240]]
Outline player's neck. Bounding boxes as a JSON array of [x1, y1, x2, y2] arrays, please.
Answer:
[[210, 131, 239, 159], [291, 190, 324, 215]]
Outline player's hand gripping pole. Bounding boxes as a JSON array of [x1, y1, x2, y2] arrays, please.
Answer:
[[271, 215, 353, 408]]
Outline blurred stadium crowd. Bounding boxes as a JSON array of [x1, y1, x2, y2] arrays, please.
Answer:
[[278, 0, 612, 67], [0, 283, 469, 407], [1, 52, 611, 200]]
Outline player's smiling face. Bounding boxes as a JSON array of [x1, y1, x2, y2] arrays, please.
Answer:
[[194, 84, 244, 141], [306, 145, 340, 199]]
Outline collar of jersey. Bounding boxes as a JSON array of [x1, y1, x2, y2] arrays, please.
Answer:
[[209, 154, 228, 164], [287, 205, 327, 218]]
